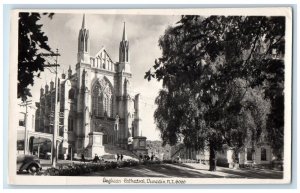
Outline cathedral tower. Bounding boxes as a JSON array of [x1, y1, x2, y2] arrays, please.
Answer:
[[77, 14, 90, 64], [119, 22, 130, 73], [76, 14, 91, 150]]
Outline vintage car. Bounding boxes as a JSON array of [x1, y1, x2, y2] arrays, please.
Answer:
[[17, 154, 42, 173]]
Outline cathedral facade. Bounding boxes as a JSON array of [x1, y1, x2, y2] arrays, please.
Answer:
[[35, 15, 143, 158]]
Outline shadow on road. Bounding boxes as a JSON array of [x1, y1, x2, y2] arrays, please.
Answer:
[[143, 164, 221, 178], [85, 164, 221, 178], [176, 163, 283, 179]]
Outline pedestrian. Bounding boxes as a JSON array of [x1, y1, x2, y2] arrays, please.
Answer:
[[81, 154, 85, 163], [120, 154, 123, 161], [117, 153, 120, 161], [151, 154, 154, 161], [93, 154, 99, 163]]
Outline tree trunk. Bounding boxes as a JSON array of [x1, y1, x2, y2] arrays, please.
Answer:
[[233, 149, 240, 169], [209, 143, 217, 171]]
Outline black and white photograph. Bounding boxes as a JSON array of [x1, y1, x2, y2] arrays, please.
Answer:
[[8, 8, 292, 185]]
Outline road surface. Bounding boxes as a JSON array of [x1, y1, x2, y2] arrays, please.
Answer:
[[83, 163, 283, 179]]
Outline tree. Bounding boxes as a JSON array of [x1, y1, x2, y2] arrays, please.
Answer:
[[213, 80, 270, 166], [146, 15, 285, 170], [18, 12, 54, 101]]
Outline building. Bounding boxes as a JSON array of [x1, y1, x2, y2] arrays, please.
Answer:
[[170, 133, 275, 168], [216, 134, 275, 168], [34, 15, 146, 159], [17, 102, 36, 154]]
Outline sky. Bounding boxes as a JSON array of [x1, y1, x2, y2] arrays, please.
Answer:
[[26, 12, 180, 140]]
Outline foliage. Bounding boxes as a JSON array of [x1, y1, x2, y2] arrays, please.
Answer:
[[33, 160, 160, 176], [18, 12, 54, 101], [142, 160, 162, 165], [145, 15, 285, 169]]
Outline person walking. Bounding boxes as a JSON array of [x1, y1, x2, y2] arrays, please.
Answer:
[[120, 154, 124, 161], [117, 153, 120, 161]]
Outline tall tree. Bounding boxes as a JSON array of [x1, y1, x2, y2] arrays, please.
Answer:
[[146, 15, 285, 170], [18, 12, 54, 101]]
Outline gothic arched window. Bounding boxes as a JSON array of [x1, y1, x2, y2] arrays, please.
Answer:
[[81, 35, 84, 51], [110, 97, 113, 117], [104, 96, 108, 115], [92, 87, 103, 116], [97, 94, 103, 116], [85, 34, 88, 52], [92, 78, 113, 117], [69, 88, 75, 100], [126, 49, 129, 62]]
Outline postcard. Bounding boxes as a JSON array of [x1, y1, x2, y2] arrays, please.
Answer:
[[8, 7, 292, 185]]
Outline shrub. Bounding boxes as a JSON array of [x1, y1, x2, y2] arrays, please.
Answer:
[[33, 158, 165, 176], [143, 160, 162, 165], [34, 159, 143, 176], [162, 160, 177, 164]]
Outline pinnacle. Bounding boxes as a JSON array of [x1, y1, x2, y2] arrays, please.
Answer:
[[122, 22, 127, 41], [81, 14, 86, 29]]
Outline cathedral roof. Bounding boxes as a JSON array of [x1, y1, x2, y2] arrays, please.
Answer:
[[92, 47, 114, 63]]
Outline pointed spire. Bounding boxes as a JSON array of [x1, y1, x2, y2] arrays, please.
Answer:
[[68, 65, 72, 79], [122, 22, 127, 41], [50, 79, 54, 90], [81, 14, 86, 29], [45, 82, 49, 93]]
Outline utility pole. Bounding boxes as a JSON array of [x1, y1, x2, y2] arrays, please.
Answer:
[[19, 100, 32, 155], [42, 49, 60, 167], [71, 146, 73, 162]]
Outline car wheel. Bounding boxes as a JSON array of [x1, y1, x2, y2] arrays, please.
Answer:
[[28, 164, 39, 174]]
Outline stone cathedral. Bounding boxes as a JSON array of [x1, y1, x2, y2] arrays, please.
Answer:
[[35, 15, 146, 159]]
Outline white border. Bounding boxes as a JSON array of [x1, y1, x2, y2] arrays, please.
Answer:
[[8, 7, 292, 185]]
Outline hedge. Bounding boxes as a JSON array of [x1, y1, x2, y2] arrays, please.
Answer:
[[34, 159, 159, 176]]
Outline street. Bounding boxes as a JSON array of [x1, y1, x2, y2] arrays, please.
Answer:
[[17, 159, 283, 179], [82, 163, 283, 179]]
